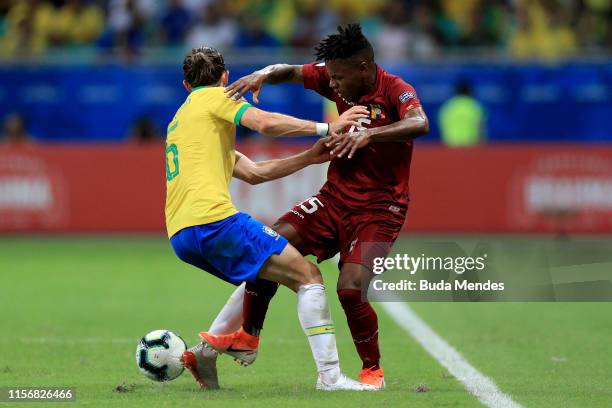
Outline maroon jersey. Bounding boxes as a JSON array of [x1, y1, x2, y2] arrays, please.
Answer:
[[302, 62, 421, 217]]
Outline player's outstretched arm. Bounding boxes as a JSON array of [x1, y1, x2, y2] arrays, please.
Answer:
[[329, 107, 430, 159], [239, 105, 368, 138], [225, 64, 303, 103], [233, 138, 330, 185]]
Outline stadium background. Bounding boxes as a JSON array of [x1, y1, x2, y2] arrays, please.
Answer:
[[1, 1, 612, 407], [1, 0, 611, 234]]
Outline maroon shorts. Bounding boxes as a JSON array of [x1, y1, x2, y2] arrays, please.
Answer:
[[277, 192, 406, 270]]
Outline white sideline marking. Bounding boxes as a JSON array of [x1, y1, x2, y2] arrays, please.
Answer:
[[381, 302, 523, 408]]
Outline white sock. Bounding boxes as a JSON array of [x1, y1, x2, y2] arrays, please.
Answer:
[[297, 283, 341, 383], [208, 282, 245, 335]]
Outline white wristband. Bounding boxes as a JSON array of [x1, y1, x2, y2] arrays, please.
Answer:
[[315, 122, 329, 137]]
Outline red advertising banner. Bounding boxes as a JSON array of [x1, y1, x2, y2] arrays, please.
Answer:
[[408, 145, 612, 233], [1, 143, 611, 234], [0, 144, 167, 232]]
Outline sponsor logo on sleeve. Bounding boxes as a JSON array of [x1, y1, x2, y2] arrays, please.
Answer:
[[399, 91, 414, 104]]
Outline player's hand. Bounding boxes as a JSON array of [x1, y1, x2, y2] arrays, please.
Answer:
[[307, 137, 333, 164], [329, 106, 369, 134], [326, 131, 371, 159], [225, 72, 266, 103]]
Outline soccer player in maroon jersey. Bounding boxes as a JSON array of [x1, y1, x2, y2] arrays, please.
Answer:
[[198, 24, 429, 390]]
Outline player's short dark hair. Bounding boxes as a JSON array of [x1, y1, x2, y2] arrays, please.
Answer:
[[314, 23, 374, 62], [182, 47, 226, 88]]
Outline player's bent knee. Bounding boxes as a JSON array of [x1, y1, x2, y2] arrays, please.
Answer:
[[337, 263, 369, 291], [304, 262, 323, 285], [289, 257, 322, 290]]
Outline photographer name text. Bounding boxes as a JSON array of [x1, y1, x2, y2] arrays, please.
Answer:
[[372, 279, 505, 291]]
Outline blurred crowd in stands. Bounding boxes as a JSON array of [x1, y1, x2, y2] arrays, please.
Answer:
[[0, 0, 610, 61]]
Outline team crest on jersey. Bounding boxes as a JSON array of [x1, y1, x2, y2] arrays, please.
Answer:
[[399, 91, 414, 104], [369, 104, 386, 120], [262, 226, 279, 239]]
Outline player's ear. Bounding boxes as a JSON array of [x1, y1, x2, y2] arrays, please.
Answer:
[[183, 80, 192, 93], [221, 70, 229, 87]]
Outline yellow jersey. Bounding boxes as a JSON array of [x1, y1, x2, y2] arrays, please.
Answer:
[[164, 86, 251, 238]]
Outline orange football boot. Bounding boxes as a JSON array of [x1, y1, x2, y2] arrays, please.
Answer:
[[199, 327, 259, 366], [358, 367, 385, 390]]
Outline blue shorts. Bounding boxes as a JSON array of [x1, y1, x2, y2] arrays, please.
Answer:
[[170, 212, 288, 285]]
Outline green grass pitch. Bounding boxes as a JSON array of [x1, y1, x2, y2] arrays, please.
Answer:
[[1, 236, 611, 407]]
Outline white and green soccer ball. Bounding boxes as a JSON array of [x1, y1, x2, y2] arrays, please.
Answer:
[[136, 330, 187, 382]]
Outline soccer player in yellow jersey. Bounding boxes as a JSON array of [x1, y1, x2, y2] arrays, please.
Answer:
[[166, 47, 372, 391]]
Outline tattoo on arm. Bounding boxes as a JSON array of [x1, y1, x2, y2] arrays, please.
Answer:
[[259, 64, 303, 84]]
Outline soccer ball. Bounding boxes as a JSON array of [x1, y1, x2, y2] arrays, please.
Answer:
[[136, 330, 187, 382]]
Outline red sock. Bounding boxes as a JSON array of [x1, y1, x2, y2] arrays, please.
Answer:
[[242, 278, 278, 336], [337, 288, 380, 370]]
